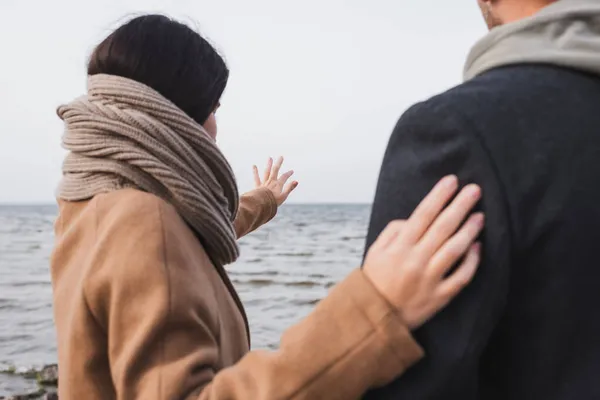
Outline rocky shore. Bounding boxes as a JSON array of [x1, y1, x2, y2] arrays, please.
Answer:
[[0, 365, 58, 400]]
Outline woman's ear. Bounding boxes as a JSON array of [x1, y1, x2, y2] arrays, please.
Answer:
[[202, 113, 218, 140]]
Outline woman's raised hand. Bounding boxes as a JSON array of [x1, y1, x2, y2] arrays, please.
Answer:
[[253, 157, 298, 206], [363, 175, 484, 329]]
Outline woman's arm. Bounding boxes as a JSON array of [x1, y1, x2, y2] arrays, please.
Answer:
[[87, 178, 482, 400], [234, 157, 298, 238], [197, 268, 423, 400]]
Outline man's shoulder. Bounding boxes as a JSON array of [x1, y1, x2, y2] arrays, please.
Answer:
[[399, 65, 584, 140], [397, 71, 503, 129], [408, 67, 531, 114], [414, 65, 589, 116]]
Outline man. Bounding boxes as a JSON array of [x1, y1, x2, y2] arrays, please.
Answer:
[[364, 0, 600, 399]]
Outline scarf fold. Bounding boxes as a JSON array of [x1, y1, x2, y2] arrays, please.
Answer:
[[57, 74, 240, 266], [464, 0, 600, 81]]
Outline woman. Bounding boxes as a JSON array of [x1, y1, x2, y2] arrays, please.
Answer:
[[50, 14, 485, 400]]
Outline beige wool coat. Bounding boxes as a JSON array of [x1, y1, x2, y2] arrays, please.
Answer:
[[50, 187, 424, 399]]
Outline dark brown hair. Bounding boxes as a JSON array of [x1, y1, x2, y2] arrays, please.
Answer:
[[88, 14, 229, 125]]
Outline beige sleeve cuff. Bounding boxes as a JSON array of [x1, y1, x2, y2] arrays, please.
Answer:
[[234, 188, 278, 238]]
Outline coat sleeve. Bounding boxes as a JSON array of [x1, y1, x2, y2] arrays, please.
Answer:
[[86, 195, 424, 400], [363, 100, 513, 399], [196, 268, 424, 400], [234, 188, 278, 238]]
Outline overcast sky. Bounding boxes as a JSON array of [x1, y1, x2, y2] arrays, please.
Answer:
[[0, 1, 485, 204]]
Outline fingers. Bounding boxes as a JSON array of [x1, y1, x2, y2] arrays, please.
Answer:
[[402, 175, 459, 243], [417, 184, 481, 256], [263, 157, 273, 182], [252, 165, 261, 187], [283, 180, 298, 197], [272, 156, 284, 179], [435, 242, 481, 303], [278, 170, 294, 185], [427, 212, 484, 279]]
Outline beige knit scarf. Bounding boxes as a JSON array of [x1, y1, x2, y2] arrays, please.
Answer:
[[57, 74, 240, 266]]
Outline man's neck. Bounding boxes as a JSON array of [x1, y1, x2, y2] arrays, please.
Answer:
[[499, 0, 555, 25]]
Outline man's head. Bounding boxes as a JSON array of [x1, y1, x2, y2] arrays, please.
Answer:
[[477, 0, 558, 29]]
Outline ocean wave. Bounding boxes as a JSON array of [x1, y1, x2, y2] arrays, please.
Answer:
[[275, 252, 314, 257], [283, 281, 320, 288]]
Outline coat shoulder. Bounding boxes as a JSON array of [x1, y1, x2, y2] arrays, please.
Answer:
[[93, 189, 184, 238]]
